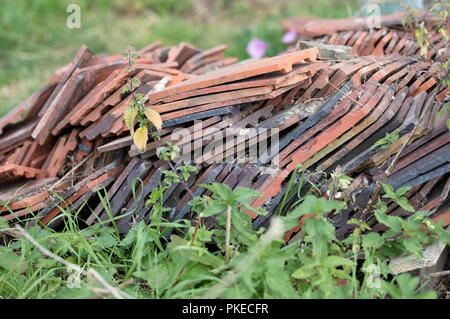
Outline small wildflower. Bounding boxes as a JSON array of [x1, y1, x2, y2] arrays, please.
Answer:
[[282, 29, 297, 44], [246, 38, 268, 58]]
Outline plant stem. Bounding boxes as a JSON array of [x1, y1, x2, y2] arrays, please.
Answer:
[[173, 212, 203, 287], [191, 213, 203, 245], [225, 205, 232, 264], [166, 158, 196, 199], [202, 217, 284, 299]]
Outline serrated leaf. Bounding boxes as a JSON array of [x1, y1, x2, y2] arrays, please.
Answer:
[[396, 186, 411, 197], [381, 183, 395, 198], [0, 247, 20, 269], [390, 273, 436, 299], [396, 197, 415, 212], [171, 243, 223, 268], [133, 127, 148, 151], [402, 237, 422, 258], [144, 108, 162, 130], [323, 256, 353, 268], [362, 232, 384, 250], [94, 234, 118, 249], [374, 210, 402, 232], [292, 265, 315, 279], [124, 107, 137, 135], [233, 187, 261, 203], [202, 182, 233, 201], [201, 202, 226, 217]]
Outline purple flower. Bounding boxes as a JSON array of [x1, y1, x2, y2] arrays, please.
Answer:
[[246, 38, 268, 59], [282, 29, 297, 44]]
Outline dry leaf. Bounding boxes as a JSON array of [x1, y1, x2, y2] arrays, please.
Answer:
[[124, 106, 137, 135], [133, 127, 148, 151], [144, 108, 162, 130]]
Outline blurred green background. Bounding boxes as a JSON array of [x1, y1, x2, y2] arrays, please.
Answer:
[[0, 0, 361, 116]]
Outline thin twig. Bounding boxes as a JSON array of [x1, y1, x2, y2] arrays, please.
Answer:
[[422, 270, 450, 279], [88, 278, 135, 299], [48, 152, 94, 192], [316, 72, 363, 107]]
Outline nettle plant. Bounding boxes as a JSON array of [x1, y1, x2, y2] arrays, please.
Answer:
[[122, 46, 162, 151], [121, 46, 198, 214], [1, 168, 449, 298], [177, 184, 449, 298]]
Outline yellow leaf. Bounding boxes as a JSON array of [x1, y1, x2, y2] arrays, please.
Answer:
[[124, 107, 137, 135], [133, 127, 148, 151], [144, 108, 162, 130]]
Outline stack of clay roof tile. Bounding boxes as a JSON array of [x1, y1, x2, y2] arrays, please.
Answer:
[[0, 41, 239, 229], [0, 12, 448, 240], [282, 12, 449, 62], [0, 42, 325, 232]]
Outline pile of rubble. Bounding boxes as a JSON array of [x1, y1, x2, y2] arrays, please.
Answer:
[[0, 12, 448, 240]]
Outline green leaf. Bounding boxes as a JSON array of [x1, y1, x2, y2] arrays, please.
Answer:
[[134, 263, 170, 291], [56, 286, 94, 299], [362, 232, 384, 250], [292, 265, 316, 279], [396, 186, 411, 197], [374, 210, 403, 233], [94, 234, 118, 249], [122, 86, 131, 94], [170, 235, 223, 268], [201, 202, 226, 218], [0, 247, 20, 269], [283, 195, 344, 230], [402, 237, 422, 258], [119, 222, 144, 247], [265, 265, 298, 298], [323, 256, 353, 268], [396, 197, 415, 212], [388, 273, 437, 299], [381, 183, 395, 198], [202, 182, 233, 201], [233, 187, 261, 204], [0, 217, 9, 230], [404, 210, 427, 231]]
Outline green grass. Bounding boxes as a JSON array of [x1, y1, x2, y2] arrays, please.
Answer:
[[1, 181, 447, 299], [0, 0, 358, 116]]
